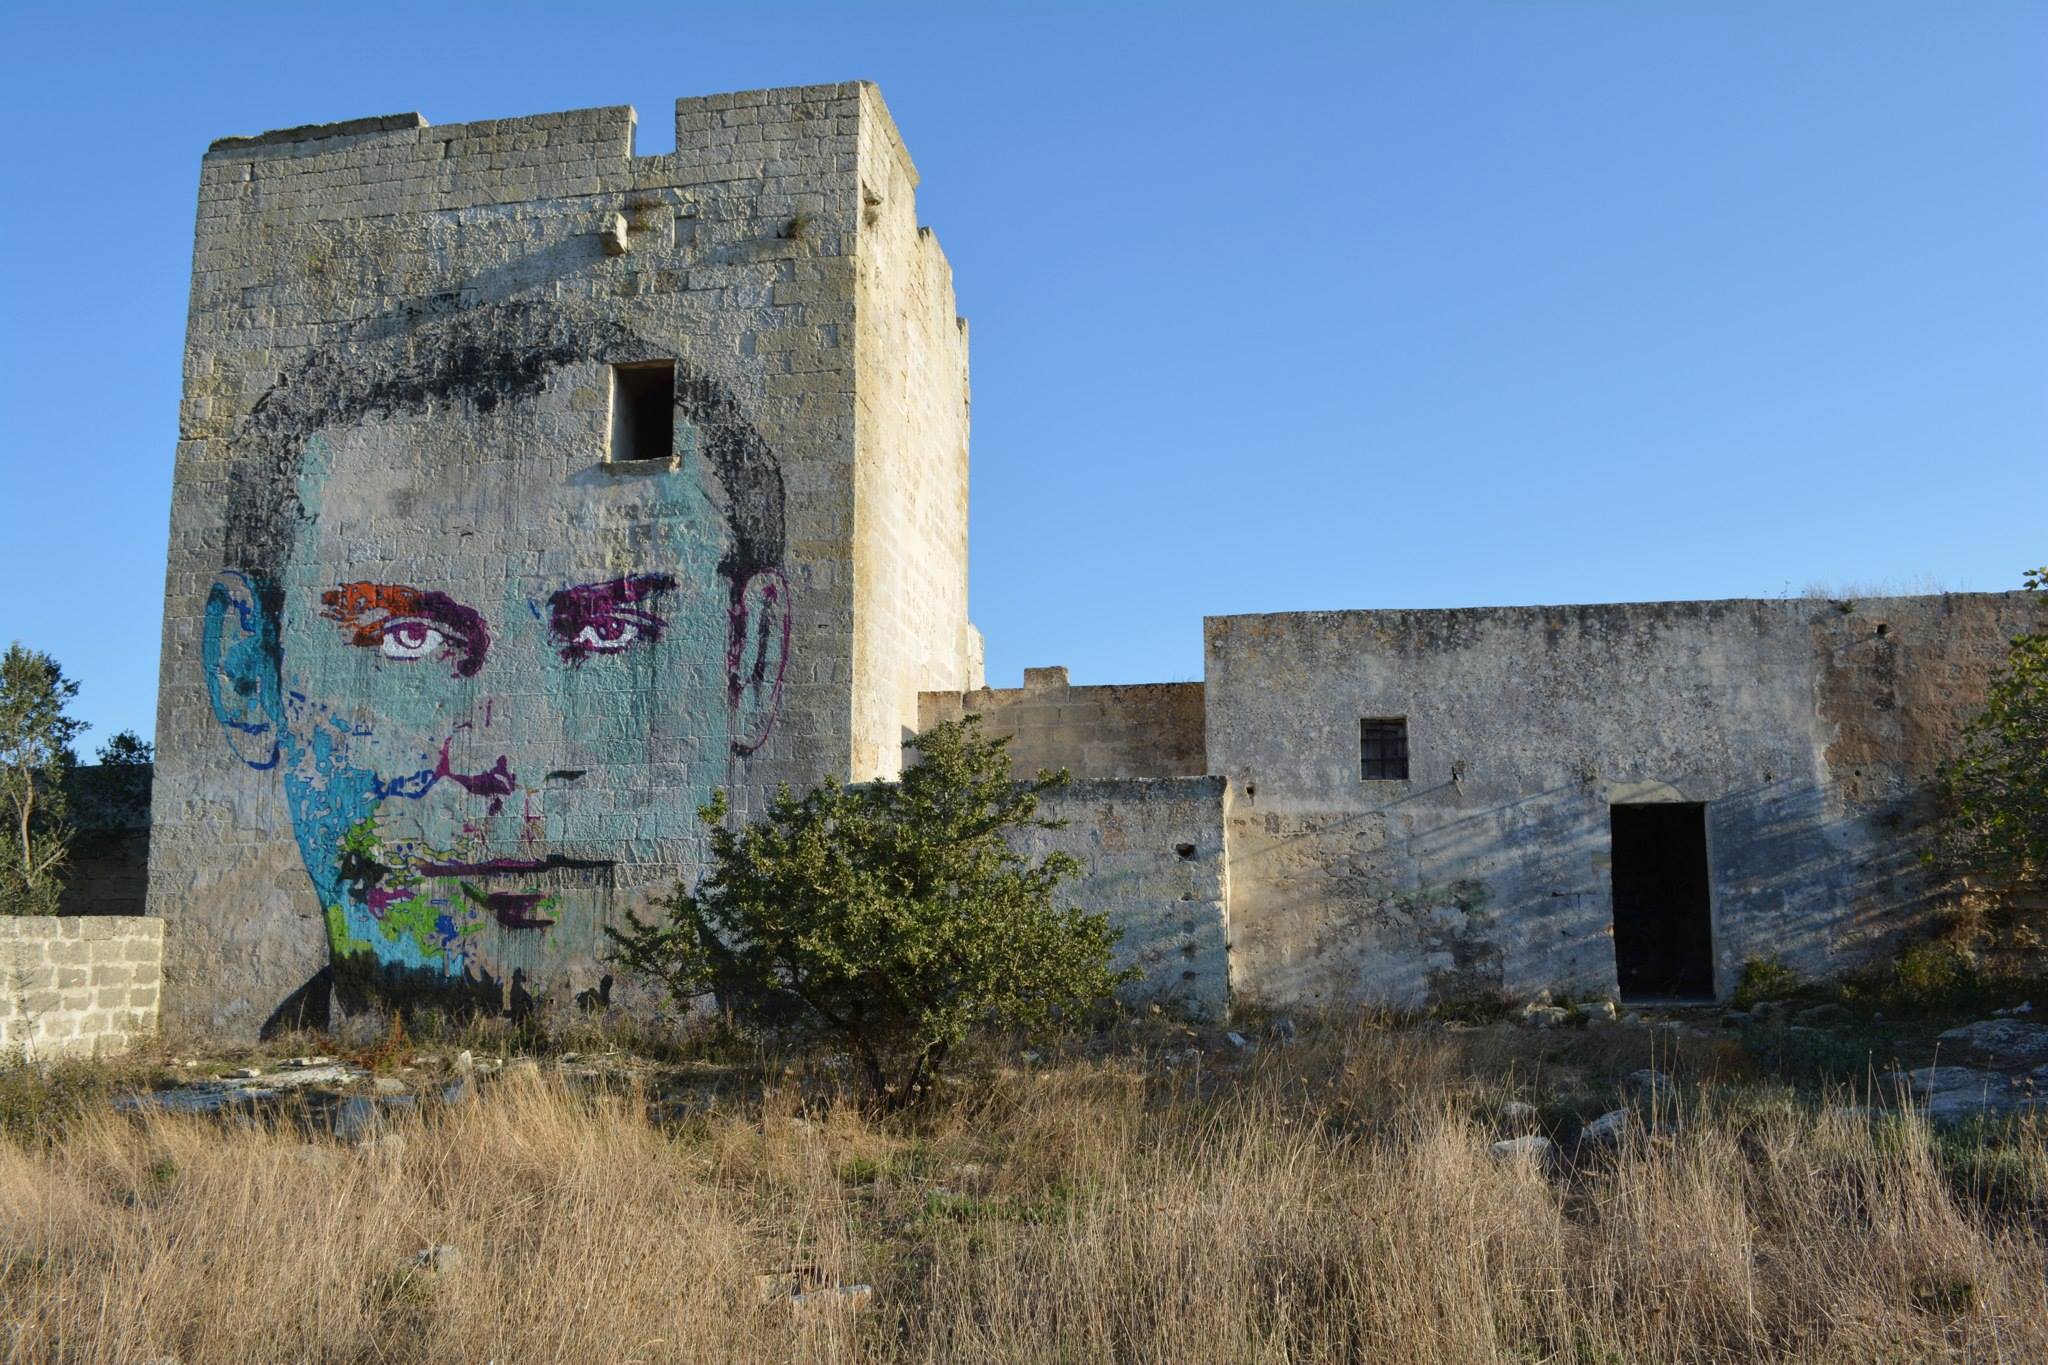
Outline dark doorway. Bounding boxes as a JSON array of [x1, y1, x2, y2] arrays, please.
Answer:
[[1609, 802, 1715, 1001]]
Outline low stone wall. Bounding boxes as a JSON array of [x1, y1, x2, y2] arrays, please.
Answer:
[[1016, 777, 1230, 1019], [920, 667, 1207, 781], [59, 828, 152, 918], [0, 917, 163, 1059]]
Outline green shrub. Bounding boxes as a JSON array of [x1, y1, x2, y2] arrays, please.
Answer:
[[1731, 957, 1809, 1009], [1929, 562, 2048, 934], [609, 716, 1134, 1110]]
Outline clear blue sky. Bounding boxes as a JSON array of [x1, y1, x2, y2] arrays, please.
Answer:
[[2, 1, 2042, 746]]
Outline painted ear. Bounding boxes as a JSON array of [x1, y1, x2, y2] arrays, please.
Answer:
[[727, 569, 791, 757], [202, 571, 282, 770]]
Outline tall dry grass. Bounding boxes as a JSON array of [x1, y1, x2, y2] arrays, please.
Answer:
[[2, 1021, 2044, 1363]]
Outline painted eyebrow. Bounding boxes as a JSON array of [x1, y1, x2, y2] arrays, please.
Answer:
[[318, 582, 491, 678], [547, 573, 677, 661]]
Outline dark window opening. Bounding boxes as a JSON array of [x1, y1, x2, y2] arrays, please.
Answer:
[[610, 362, 674, 463], [1609, 802, 1715, 1002], [1174, 842, 1197, 860], [1360, 718, 1408, 781]]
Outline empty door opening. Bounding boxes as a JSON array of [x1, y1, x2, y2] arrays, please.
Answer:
[[1609, 801, 1714, 1001]]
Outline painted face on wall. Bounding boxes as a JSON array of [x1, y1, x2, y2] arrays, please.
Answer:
[[202, 355, 789, 1006]]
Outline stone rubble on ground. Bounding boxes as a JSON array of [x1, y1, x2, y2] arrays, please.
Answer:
[[791, 1283, 874, 1310], [1627, 1069, 1674, 1101], [1937, 1020, 2048, 1063], [406, 1245, 461, 1273], [1489, 1135, 1558, 1168], [1581, 1110, 1633, 1146], [1885, 1064, 2045, 1122], [116, 1061, 367, 1115]]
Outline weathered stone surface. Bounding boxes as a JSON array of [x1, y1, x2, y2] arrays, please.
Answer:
[[152, 84, 982, 1037], [1890, 1065, 1997, 1099], [1489, 1134, 1558, 1167], [1010, 777, 1229, 1019], [919, 670, 1206, 781], [1205, 594, 2045, 1010], [0, 917, 163, 1059], [1937, 1020, 2048, 1063], [1581, 1110, 1634, 1147]]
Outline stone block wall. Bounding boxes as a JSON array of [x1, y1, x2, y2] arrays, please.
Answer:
[[1014, 777, 1230, 1018], [59, 830, 152, 918], [1206, 591, 2048, 1009], [851, 89, 981, 777], [152, 82, 978, 1036], [1, 917, 164, 1059], [920, 668, 1206, 780]]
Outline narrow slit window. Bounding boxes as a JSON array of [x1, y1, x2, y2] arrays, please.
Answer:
[[1360, 718, 1408, 781], [610, 361, 675, 463]]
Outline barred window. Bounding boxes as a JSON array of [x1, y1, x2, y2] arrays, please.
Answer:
[[1360, 718, 1409, 781]]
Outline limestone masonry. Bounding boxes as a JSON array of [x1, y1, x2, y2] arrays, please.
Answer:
[[149, 82, 2046, 1035], [1, 918, 164, 1060]]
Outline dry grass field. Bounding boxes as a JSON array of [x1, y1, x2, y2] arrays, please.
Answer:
[[3, 1015, 2045, 1363]]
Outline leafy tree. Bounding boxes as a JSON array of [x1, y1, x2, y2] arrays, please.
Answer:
[[0, 644, 87, 915], [608, 716, 1131, 1107], [1932, 565, 2048, 920], [69, 729, 154, 834], [94, 730, 153, 768]]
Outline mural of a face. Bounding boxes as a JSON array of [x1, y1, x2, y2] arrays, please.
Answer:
[[200, 305, 788, 1006]]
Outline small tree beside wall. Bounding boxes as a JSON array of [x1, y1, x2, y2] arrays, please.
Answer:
[[1932, 564, 2048, 947], [0, 644, 86, 915], [608, 716, 1132, 1108]]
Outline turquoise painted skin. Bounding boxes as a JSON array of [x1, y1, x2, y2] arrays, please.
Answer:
[[204, 390, 788, 999]]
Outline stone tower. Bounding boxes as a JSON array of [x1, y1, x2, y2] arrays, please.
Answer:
[[150, 83, 982, 1035]]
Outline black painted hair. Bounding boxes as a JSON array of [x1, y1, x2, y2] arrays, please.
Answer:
[[220, 296, 785, 628]]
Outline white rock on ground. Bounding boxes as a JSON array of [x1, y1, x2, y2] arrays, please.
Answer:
[[1489, 1135, 1558, 1167], [1581, 1110, 1633, 1146], [1937, 1020, 2048, 1063]]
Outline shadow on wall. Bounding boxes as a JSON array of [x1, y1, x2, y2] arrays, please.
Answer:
[[58, 763, 153, 918], [1223, 772, 1947, 1010]]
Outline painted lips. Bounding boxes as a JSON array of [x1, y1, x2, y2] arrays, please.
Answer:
[[424, 855, 616, 931], [417, 855, 613, 877], [465, 887, 556, 930]]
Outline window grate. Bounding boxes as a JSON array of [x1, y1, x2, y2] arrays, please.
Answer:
[[1360, 718, 1409, 781]]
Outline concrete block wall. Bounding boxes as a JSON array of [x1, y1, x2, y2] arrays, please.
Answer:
[[152, 83, 977, 1036], [920, 668, 1207, 780], [1016, 777, 1230, 1019], [1, 918, 164, 1059], [1206, 592, 2048, 1009]]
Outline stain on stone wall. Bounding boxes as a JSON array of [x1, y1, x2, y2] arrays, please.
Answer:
[[1012, 777, 1229, 1019], [1207, 594, 2047, 1009]]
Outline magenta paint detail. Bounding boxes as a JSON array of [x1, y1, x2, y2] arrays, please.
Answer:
[[548, 573, 676, 664]]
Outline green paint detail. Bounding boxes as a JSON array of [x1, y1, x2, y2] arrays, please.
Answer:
[[325, 903, 373, 958], [340, 818, 378, 859], [374, 888, 449, 957]]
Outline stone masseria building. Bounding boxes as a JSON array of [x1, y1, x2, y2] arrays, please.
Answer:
[[150, 82, 2044, 1035]]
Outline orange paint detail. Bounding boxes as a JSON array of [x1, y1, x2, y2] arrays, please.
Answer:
[[320, 583, 424, 646]]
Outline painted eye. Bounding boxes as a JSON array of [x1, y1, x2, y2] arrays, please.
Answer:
[[572, 619, 640, 652], [379, 620, 446, 661]]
